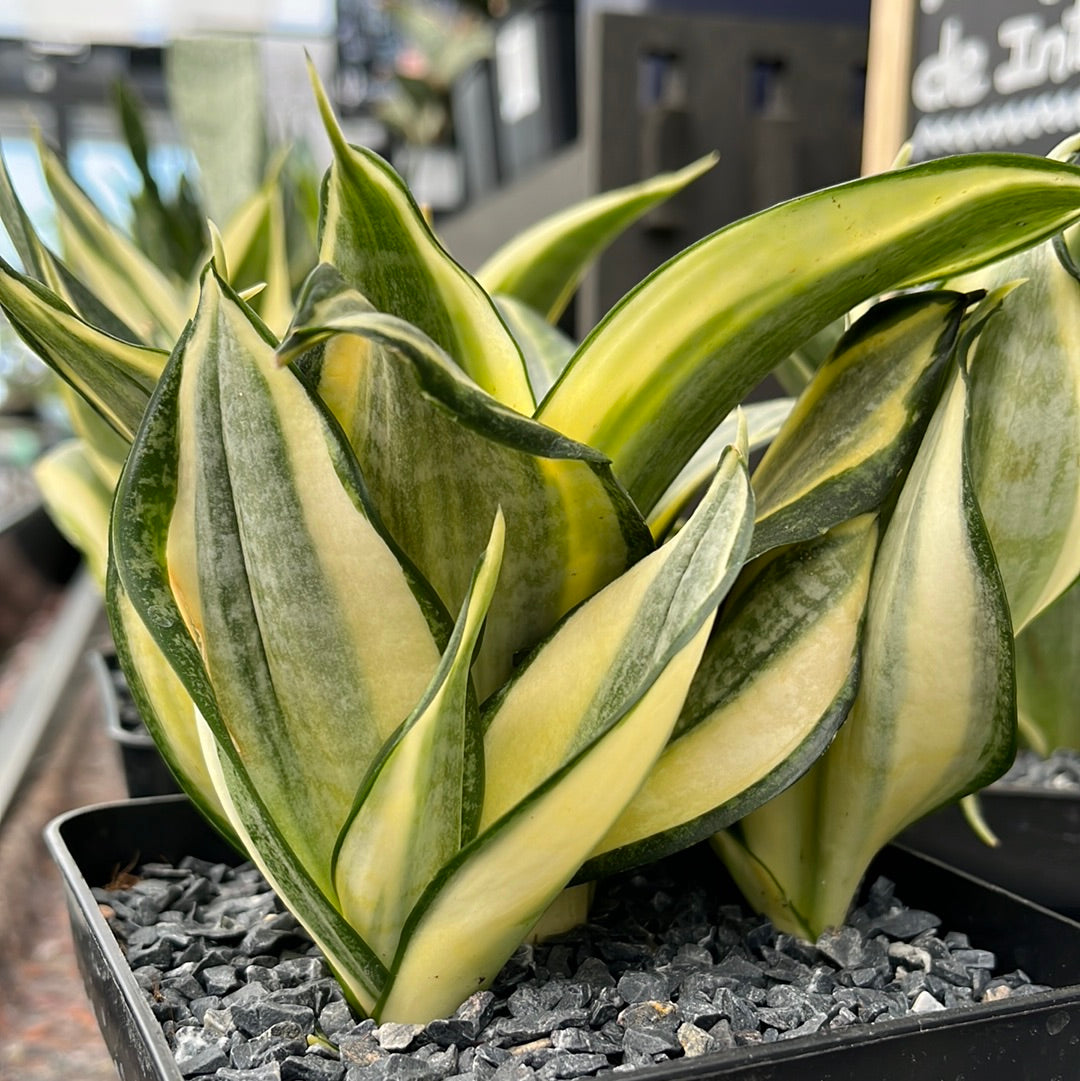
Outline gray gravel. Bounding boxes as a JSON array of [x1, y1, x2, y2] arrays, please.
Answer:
[[94, 852, 1050, 1081], [997, 748, 1080, 792]]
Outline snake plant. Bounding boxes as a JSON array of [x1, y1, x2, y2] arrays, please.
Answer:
[[5, 68, 320, 592], [5, 64, 1080, 1024]]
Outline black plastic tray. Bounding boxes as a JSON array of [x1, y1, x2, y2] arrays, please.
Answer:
[[91, 650, 182, 799], [900, 789, 1080, 919], [46, 795, 1080, 1081]]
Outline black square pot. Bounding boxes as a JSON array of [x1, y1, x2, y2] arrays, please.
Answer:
[[900, 788, 1080, 919], [46, 795, 1080, 1081], [91, 650, 182, 799]]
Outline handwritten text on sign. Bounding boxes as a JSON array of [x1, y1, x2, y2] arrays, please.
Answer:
[[909, 0, 1080, 159]]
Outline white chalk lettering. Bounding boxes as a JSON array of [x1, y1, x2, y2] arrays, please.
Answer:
[[995, 2, 1080, 94], [912, 17, 992, 113], [911, 85, 1080, 156]]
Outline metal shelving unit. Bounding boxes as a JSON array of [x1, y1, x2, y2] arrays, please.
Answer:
[[441, 8, 868, 337]]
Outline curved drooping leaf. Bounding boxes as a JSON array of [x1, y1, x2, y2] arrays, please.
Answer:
[[0, 257, 163, 439], [539, 153, 1080, 514], [334, 513, 501, 965], [583, 514, 877, 880], [951, 241, 1080, 632], [36, 134, 187, 345], [749, 291, 968, 558], [376, 443, 753, 1022], [477, 153, 716, 323], [282, 268, 653, 699], [719, 331, 1015, 938], [309, 62, 533, 413]]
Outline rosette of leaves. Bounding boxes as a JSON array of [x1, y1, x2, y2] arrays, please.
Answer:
[[5, 65, 1080, 1022]]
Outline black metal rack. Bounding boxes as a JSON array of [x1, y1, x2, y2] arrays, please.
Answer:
[[441, 8, 869, 336]]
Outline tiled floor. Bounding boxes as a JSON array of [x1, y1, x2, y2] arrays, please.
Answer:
[[0, 644, 126, 1081]]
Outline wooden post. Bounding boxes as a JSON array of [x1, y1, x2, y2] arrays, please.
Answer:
[[862, 0, 916, 175]]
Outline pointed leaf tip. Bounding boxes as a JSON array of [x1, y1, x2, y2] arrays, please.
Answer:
[[208, 220, 228, 281], [307, 55, 349, 159], [734, 408, 749, 460], [489, 505, 506, 555]]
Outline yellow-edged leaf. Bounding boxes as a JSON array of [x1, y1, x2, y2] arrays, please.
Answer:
[[164, 269, 445, 894], [750, 291, 968, 558], [477, 153, 716, 323], [540, 153, 1080, 514], [309, 62, 533, 412], [721, 340, 1015, 936], [36, 134, 187, 345], [281, 268, 652, 699], [953, 242, 1080, 631], [586, 514, 877, 878], [334, 513, 502, 965], [376, 442, 753, 1022], [0, 257, 164, 440]]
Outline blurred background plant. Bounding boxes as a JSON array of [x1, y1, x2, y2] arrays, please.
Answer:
[[111, 79, 204, 282], [3, 39, 324, 593], [0, 314, 55, 424], [375, 0, 494, 148]]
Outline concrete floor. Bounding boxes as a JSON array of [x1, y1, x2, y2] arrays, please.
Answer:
[[0, 621, 126, 1081]]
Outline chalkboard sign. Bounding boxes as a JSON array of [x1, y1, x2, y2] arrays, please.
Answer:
[[863, 0, 1080, 171]]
